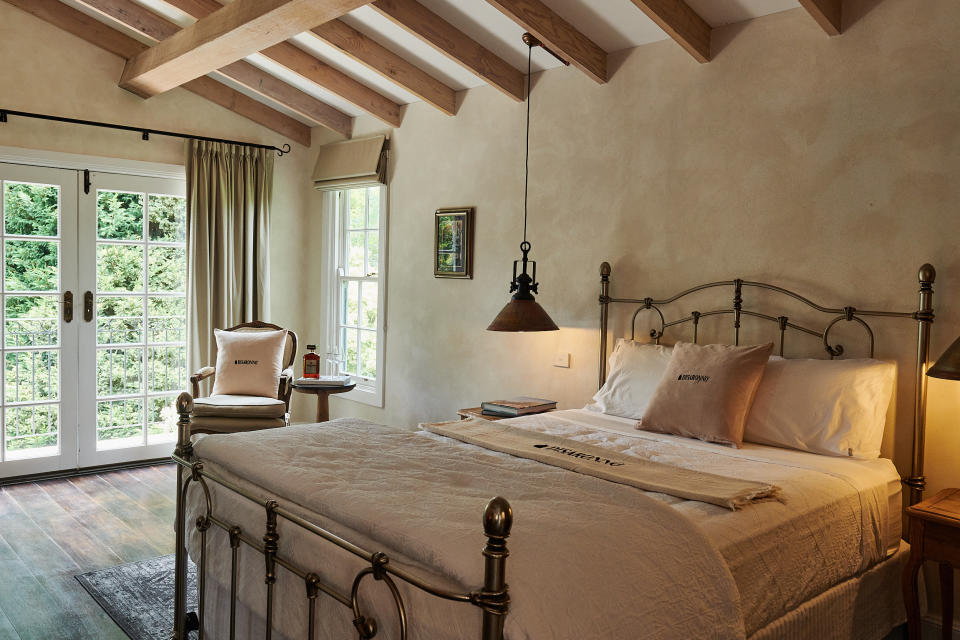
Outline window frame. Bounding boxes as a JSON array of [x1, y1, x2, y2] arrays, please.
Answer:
[[322, 186, 387, 408]]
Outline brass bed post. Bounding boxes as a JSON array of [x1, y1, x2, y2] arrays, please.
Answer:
[[599, 262, 611, 389], [479, 497, 513, 640], [906, 264, 936, 506], [173, 391, 194, 640]]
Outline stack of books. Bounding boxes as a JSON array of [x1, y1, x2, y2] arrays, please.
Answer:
[[295, 375, 352, 387], [480, 397, 556, 417]]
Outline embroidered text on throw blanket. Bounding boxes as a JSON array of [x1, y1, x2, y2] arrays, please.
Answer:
[[423, 418, 781, 510]]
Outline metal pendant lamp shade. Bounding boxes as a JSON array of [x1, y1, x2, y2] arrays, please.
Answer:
[[487, 34, 560, 333], [927, 336, 960, 380]]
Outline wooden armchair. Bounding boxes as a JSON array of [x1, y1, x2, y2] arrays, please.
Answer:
[[189, 321, 298, 435]]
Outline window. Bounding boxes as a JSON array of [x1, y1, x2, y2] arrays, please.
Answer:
[[324, 186, 386, 406]]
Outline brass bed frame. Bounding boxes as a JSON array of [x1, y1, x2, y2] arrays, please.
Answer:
[[171, 262, 936, 640], [598, 261, 936, 506]]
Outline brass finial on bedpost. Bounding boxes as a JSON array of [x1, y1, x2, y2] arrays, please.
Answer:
[[599, 262, 612, 389], [174, 391, 194, 459], [476, 496, 512, 640], [907, 264, 936, 507]]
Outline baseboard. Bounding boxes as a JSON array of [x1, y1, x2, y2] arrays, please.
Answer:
[[0, 457, 173, 486], [923, 613, 960, 639]]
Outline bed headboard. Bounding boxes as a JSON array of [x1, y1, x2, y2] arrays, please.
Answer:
[[597, 262, 936, 505]]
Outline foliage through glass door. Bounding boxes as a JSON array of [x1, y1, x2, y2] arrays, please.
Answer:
[[2, 180, 63, 460], [95, 189, 187, 450]]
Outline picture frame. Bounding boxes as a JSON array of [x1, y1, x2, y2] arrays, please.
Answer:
[[434, 207, 474, 279]]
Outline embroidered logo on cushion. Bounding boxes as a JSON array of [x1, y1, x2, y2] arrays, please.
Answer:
[[234, 359, 260, 365], [677, 374, 710, 383]]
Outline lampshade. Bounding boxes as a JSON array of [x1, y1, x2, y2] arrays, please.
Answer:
[[487, 297, 559, 332], [928, 336, 960, 380]]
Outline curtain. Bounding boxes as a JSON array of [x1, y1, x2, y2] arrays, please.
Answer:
[[186, 140, 274, 380]]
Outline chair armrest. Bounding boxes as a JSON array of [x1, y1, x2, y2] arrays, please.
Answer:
[[190, 366, 216, 398], [279, 367, 294, 410]]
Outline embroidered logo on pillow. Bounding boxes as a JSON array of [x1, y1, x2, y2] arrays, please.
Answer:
[[234, 359, 259, 365], [677, 374, 710, 383]]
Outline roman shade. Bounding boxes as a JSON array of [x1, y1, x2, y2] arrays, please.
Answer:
[[312, 135, 389, 191]]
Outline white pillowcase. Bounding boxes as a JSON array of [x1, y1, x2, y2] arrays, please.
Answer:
[[212, 328, 288, 397], [743, 358, 896, 459], [586, 340, 673, 419]]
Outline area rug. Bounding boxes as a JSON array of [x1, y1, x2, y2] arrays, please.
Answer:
[[76, 555, 197, 640]]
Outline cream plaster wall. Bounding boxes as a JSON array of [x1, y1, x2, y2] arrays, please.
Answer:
[[0, 2, 317, 423], [322, 0, 960, 498]]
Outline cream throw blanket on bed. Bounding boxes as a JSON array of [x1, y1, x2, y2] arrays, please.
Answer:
[[424, 418, 781, 510]]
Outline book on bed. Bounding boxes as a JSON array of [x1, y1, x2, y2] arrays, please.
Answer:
[[481, 397, 557, 417]]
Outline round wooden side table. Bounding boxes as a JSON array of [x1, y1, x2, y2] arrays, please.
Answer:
[[292, 382, 356, 423]]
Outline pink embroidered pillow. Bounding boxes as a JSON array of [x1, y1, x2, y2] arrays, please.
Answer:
[[211, 328, 288, 397], [639, 341, 773, 447]]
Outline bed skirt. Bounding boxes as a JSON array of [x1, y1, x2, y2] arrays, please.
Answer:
[[750, 540, 908, 640], [193, 540, 908, 640]]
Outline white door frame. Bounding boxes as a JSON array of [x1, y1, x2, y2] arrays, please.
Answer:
[[78, 171, 187, 468], [0, 163, 79, 478]]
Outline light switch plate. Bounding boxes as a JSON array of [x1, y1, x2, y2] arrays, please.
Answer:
[[553, 352, 570, 368]]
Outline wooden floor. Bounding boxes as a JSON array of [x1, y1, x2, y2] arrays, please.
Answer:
[[0, 464, 177, 640]]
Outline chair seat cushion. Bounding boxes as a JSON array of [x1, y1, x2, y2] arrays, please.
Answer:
[[193, 395, 286, 418], [191, 417, 286, 434]]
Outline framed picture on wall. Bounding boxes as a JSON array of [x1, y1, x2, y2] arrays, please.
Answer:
[[434, 207, 474, 279]]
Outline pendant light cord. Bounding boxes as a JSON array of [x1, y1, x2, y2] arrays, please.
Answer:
[[523, 42, 532, 245]]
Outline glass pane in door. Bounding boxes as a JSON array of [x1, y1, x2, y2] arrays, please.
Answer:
[[1, 181, 62, 461], [95, 190, 186, 450]]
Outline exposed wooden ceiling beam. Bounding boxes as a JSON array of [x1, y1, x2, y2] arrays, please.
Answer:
[[627, 0, 711, 63], [798, 0, 842, 36], [370, 0, 525, 102], [161, 0, 403, 127], [1, 0, 312, 146], [484, 0, 607, 84], [164, 0, 456, 114], [76, 0, 352, 136], [260, 42, 403, 127], [310, 21, 456, 116], [5, 0, 143, 58], [119, 0, 372, 98], [183, 77, 313, 146], [217, 62, 352, 137]]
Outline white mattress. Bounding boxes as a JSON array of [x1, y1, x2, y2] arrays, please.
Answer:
[[501, 409, 903, 634]]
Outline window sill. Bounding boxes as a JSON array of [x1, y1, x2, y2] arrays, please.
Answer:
[[337, 381, 383, 408]]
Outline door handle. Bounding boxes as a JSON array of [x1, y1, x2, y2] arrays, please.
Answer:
[[63, 291, 73, 323], [84, 291, 94, 322]]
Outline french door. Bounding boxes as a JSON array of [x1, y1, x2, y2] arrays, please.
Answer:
[[0, 163, 187, 478]]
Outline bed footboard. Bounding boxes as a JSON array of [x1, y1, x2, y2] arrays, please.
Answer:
[[171, 392, 513, 640]]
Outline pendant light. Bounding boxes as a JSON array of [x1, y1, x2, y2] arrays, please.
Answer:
[[487, 34, 562, 332]]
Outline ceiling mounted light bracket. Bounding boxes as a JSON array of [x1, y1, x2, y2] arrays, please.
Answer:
[[521, 32, 570, 66]]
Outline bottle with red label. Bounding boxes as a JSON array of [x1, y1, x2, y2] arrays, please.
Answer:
[[303, 344, 320, 379]]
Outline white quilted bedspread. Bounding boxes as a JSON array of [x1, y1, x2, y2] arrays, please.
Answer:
[[185, 409, 899, 639]]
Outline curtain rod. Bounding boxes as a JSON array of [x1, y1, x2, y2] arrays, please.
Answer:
[[0, 108, 292, 157]]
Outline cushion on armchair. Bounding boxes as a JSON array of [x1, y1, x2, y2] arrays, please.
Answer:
[[193, 395, 287, 419], [211, 328, 287, 397]]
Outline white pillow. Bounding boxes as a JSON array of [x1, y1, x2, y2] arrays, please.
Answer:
[[586, 340, 673, 419], [212, 328, 288, 397], [743, 358, 896, 459]]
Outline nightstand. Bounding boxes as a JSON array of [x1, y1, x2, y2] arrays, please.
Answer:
[[903, 488, 960, 640]]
